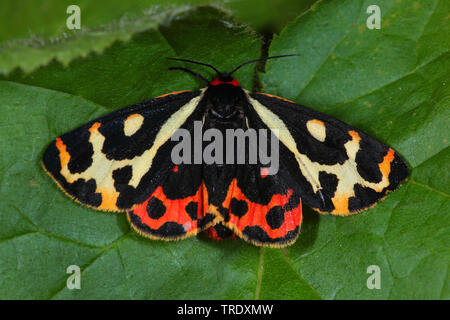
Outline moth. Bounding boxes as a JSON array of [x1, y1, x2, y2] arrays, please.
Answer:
[[42, 55, 409, 247]]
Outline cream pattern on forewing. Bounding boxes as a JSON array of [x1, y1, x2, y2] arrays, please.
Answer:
[[246, 92, 394, 214], [124, 113, 145, 137], [306, 119, 326, 142], [56, 90, 205, 210]]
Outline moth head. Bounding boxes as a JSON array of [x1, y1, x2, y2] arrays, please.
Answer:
[[166, 55, 299, 120]]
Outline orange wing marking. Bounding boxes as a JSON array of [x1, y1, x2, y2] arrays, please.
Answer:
[[221, 179, 301, 239], [133, 183, 209, 234], [55, 138, 70, 169]]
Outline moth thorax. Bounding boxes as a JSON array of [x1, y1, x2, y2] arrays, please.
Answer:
[[208, 85, 243, 120]]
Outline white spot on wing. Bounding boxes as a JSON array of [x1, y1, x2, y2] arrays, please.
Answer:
[[306, 119, 326, 142], [124, 114, 144, 136]]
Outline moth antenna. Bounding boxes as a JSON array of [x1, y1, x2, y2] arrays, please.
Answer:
[[229, 54, 299, 75], [167, 57, 221, 75], [168, 67, 210, 85]]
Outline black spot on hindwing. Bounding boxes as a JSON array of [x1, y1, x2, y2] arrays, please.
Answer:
[[242, 225, 299, 245], [212, 223, 234, 239], [147, 197, 166, 219], [128, 212, 186, 238], [230, 198, 248, 218], [265, 206, 284, 230], [197, 214, 215, 229], [185, 201, 198, 220], [156, 222, 186, 237]]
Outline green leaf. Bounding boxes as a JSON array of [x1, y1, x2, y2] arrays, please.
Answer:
[[225, 0, 318, 33], [0, 1, 448, 300], [0, 0, 316, 74], [2, 7, 259, 109], [260, 0, 449, 299], [0, 0, 218, 73]]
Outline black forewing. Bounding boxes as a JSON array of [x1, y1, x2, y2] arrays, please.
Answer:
[[247, 92, 409, 214], [42, 90, 205, 211]]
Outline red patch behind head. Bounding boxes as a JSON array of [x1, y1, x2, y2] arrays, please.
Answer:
[[210, 78, 240, 87]]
